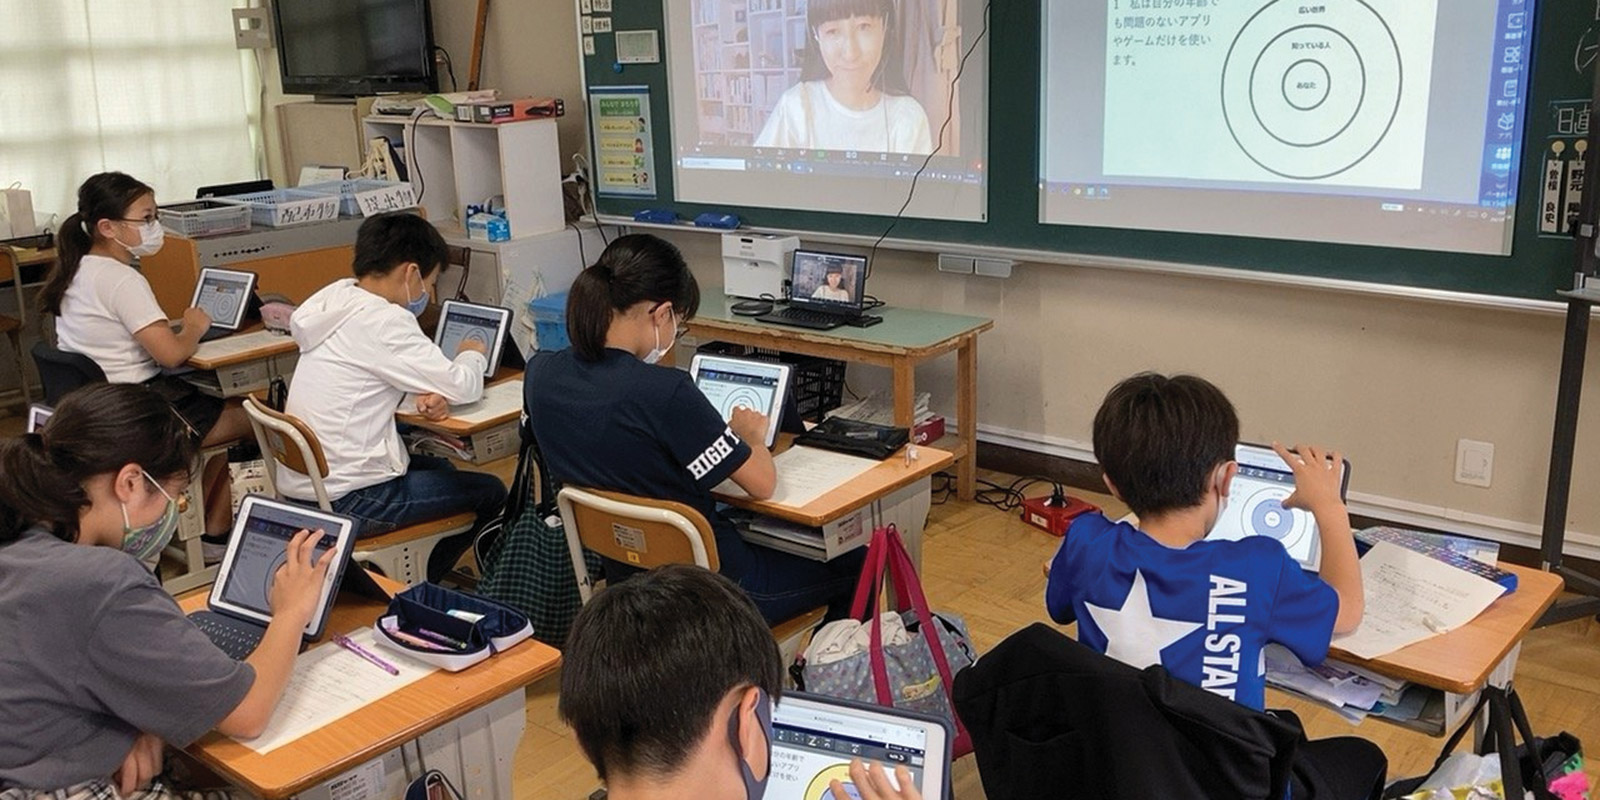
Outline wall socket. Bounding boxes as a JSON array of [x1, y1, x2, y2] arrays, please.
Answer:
[[1454, 438, 1494, 488]]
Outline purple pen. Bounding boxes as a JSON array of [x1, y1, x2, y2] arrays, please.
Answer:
[[333, 633, 401, 675]]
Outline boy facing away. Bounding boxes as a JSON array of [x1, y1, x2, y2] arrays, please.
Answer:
[[1046, 372, 1364, 711]]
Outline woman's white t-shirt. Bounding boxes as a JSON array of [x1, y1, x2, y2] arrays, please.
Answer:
[[55, 255, 167, 384], [810, 284, 852, 302], [755, 81, 934, 155]]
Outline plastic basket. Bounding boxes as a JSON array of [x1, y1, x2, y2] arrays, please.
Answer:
[[528, 292, 570, 351], [156, 200, 252, 238], [218, 189, 340, 228], [696, 341, 845, 422], [299, 179, 414, 217]]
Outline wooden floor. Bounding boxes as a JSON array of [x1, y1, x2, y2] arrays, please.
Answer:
[[510, 472, 1600, 798]]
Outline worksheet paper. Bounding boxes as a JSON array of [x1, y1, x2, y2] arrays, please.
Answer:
[[235, 629, 436, 754], [192, 329, 291, 361], [1331, 541, 1507, 660], [445, 379, 525, 425], [715, 446, 878, 508]]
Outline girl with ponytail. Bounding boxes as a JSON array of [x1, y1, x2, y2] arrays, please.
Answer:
[[0, 383, 334, 798], [40, 172, 253, 542], [524, 234, 866, 624]]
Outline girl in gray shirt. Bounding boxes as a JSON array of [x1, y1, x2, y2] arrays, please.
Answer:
[[0, 384, 334, 799]]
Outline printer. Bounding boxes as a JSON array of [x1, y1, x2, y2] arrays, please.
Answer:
[[722, 233, 798, 300]]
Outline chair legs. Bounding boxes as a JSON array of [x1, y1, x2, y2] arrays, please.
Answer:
[[2, 327, 31, 407]]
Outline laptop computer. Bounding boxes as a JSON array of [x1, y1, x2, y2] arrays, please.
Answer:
[[689, 354, 794, 448], [433, 300, 514, 378], [188, 495, 357, 659], [1206, 443, 1351, 572], [768, 692, 951, 800], [757, 250, 877, 331], [24, 403, 52, 433], [189, 267, 259, 342]]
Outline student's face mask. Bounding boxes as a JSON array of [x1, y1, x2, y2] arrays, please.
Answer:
[[643, 306, 680, 365], [405, 266, 430, 317], [120, 469, 180, 561], [116, 219, 165, 258], [1206, 463, 1231, 536], [727, 687, 774, 800]]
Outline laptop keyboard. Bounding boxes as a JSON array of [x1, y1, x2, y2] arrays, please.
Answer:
[[758, 307, 845, 330], [190, 611, 265, 660]]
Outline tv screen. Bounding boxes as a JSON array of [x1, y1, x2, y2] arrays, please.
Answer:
[[274, 0, 438, 96]]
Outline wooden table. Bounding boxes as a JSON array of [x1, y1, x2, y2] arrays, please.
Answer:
[[683, 295, 991, 502], [180, 574, 562, 800], [395, 373, 524, 463], [184, 328, 300, 399], [715, 437, 954, 529]]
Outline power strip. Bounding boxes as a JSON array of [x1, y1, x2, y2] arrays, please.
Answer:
[[1021, 494, 1100, 537]]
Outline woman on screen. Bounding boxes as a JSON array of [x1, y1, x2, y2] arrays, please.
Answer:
[[810, 262, 853, 302], [754, 0, 933, 155]]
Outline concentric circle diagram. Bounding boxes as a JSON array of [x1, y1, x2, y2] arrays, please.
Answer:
[[1221, 0, 1402, 179], [211, 293, 241, 321], [717, 387, 766, 417], [1240, 487, 1313, 554]]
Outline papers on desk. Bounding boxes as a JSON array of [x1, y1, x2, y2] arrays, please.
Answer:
[[1331, 541, 1508, 660], [1264, 645, 1390, 723], [235, 629, 436, 754], [714, 445, 879, 508], [193, 329, 292, 361], [444, 378, 524, 425]]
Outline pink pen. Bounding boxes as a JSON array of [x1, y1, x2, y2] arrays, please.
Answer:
[[333, 633, 400, 675]]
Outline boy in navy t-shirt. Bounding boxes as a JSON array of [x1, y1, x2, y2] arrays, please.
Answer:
[[1046, 373, 1383, 798]]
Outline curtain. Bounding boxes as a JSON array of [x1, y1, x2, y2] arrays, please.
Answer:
[[0, 0, 261, 227]]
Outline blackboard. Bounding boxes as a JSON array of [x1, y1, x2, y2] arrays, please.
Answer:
[[580, 0, 1595, 299]]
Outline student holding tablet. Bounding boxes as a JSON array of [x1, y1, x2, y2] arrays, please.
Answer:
[[39, 172, 254, 542], [523, 234, 864, 624], [0, 383, 335, 798], [283, 212, 507, 582]]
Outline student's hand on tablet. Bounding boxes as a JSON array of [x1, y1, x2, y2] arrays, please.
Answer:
[[729, 406, 769, 446], [456, 338, 489, 356], [269, 529, 337, 624], [113, 732, 164, 795], [830, 760, 921, 800], [415, 393, 450, 421], [1272, 442, 1345, 515], [182, 307, 213, 333]]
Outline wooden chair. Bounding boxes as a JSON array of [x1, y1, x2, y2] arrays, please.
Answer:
[[557, 486, 826, 669], [243, 396, 474, 584], [0, 313, 31, 408]]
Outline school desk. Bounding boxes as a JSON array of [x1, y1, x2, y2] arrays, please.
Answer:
[[394, 372, 523, 464], [681, 295, 992, 503], [183, 328, 301, 398], [181, 572, 562, 800], [712, 436, 954, 566]]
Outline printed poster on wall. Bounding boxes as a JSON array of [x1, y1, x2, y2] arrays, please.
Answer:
[[589, 86, 656, 197]]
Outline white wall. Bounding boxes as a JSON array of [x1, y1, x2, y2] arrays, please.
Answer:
[[656, 229, 1600, 559]]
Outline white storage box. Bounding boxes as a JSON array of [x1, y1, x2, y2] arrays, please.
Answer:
[[219, 189, 341, 228]]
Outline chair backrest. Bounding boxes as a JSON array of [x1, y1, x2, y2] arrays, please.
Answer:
[[242, 395, 333, 510], [29, 341, 106, 405], [557, 486, 720, 603]]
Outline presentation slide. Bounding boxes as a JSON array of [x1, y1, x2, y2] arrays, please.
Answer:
[[665, 0, 989, 220], [1039, 0, 1537, 254], [219, 507, 336, 616]]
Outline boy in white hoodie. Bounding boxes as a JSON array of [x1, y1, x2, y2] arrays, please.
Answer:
[[283, 213, 507, 582]]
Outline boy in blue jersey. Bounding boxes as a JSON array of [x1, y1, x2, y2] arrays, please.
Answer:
[[1046, 372, 1383, 799]]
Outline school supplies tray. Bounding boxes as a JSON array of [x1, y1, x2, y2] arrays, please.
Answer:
[[1356, 526, 1518, 593], [299, 179, 415, 217], [372, 582, 533, 672], [217, 189, 341, 228], [157, 200, 253, 238]]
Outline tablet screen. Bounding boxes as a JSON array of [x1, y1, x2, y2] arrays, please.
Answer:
[[690, 356, 791, 447], [192, 269, 255, 330], [435, 301, 510, 377], [213, 498, 350, 635], [1207, 444, 1347, 572], [768, 694, 947, 800], [25, 404, 52, 433]]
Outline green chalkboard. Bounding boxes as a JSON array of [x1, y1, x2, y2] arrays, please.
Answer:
[[582, 0, 1594, 300]]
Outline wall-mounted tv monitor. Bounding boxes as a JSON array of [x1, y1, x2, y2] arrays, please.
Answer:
[[273, 0, 438, 97]]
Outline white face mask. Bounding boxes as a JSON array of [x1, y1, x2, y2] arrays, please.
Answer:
[[1206, 466, 1231, 536], [117, 219, 165, 258], [643, 308, 678, 365]]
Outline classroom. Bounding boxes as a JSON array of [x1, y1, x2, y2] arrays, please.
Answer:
[[1, 0, 1599, 798]]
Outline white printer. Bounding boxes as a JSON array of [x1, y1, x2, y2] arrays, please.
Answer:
[[722, 233, 799, 300]]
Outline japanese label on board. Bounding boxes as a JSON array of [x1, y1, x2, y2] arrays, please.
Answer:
[[589, 87, 657, 197], [354, 183, 419, 217]]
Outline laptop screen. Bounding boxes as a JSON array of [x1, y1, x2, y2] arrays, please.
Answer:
[[217, 502, 342, 617], [790, 250, 867, 313], [192, 269, 256, 330], [768, 694, 947, 800]]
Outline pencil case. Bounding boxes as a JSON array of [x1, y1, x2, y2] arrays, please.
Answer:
[[372, 583, 534, 672]]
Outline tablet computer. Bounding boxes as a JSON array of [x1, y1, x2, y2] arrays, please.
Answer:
[[434, 300, 513, 378], [689, 354, 793, 448], [24, 403, 52, 433], [194, 496, 356, 654], [769, 692, 951, 800], [190, 268, 258, 338], [1207, 443, 1351, 572]]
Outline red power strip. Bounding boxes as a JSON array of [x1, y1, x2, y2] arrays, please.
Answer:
[[1021, 494, 1100, 537]]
